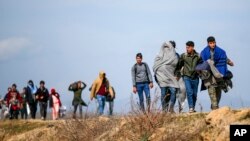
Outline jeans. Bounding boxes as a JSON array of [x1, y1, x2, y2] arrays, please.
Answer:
[[183, 76, 199, 109], [97, 95, 106, 115], [160, 87, 177, 112], [107, 101, 114, 115], [39, 102, 48, 119], [136, 83, 151, 111]]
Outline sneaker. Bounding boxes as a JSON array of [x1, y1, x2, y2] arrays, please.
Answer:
[[189, 108, 195, 113]]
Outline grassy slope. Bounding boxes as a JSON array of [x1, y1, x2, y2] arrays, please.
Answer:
[[0, 108, 249, 141]]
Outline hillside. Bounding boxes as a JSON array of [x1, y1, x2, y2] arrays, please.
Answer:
[[0, 106, 249, 141]]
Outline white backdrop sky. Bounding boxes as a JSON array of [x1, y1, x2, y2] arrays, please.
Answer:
[[0, 0, 249, 113]]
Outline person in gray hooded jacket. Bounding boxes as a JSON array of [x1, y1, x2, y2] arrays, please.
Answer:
[[131, 53, 153, 112], [153, 41, 180, 113]]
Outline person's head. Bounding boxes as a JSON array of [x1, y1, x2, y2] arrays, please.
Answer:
[[169, 40, 176, 48], [28, 80, 34, 86], [186, 41, 195, 54], [12, 83, 17, 91], [207, 36, 216, 49], [40, 80, 45, 88], [136, 53, 143, 64], [51, 88, 56, 94], [99, 71, 106, 80], [22, 87, 27, 93], [77, 81, 82, 88], [7, 87, 11, 92]]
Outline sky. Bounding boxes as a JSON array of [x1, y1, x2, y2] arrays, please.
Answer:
[[0, 0, 250, 114]]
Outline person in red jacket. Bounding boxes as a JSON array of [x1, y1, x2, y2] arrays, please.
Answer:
[[6, 84, 22, 119], [49, 88, 62, 120]]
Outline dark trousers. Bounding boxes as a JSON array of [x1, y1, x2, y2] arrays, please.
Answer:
[[73, 104, 82, 118], [10, 108, 19, 119], [29, 102, 37, 119], [39, 102, 48, 119], [21, 106, 28, 119]]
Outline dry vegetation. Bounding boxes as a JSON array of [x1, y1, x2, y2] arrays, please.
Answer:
[[0, 96, 249, 141]]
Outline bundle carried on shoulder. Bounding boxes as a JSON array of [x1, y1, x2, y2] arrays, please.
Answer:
[[69, 82, 78, 91]]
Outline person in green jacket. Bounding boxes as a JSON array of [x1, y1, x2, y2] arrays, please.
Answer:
[[176, 41, 202, 113], [68, 81, 87, 118]]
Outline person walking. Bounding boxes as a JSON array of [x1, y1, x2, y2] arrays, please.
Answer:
[[90, 71, 114, 115], [68, 81, 87, 118], [153, 41, 179, 113], [131, 53, 153, 112], [36, 80, 49, 120]]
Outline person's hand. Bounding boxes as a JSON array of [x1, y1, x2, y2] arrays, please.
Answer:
[[41, 96, 44, 99], [228, 60, 234, 66], [133, 87, 137, 94], [176, 77, 180, 81], [149, 82, 153, 89]]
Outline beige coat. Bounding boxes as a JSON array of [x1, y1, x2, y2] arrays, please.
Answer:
[[90, 71, 114, 100]]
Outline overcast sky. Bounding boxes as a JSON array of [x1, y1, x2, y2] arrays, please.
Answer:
[[1, 0, 249, 114]]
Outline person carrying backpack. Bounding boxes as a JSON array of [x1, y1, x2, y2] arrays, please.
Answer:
[[68, 81, 87, 118], [131, 53, 153, 112]]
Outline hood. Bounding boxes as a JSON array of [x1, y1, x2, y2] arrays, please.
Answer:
[[99, 71, 106, 80]]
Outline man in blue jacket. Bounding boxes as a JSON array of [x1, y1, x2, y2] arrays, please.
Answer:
[[200, 36, 234, 110]]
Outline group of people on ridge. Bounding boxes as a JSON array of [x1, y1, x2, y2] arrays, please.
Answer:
[[0, 36, 234, 120], [131, 36, 234, 113], [0, 80, 62, 120]]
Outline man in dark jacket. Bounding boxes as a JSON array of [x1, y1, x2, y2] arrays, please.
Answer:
[[26, 80, 38, 119], [36, 80, 49, 120]]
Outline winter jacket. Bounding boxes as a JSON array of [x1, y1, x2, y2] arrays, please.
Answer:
[[90, 71, 114, 100], [69, 81, 87, 106], [36, 87, 49, 103], [26, 84, 38, 104], [49, 93, 62, 108], [176, 51, 202, 78], [6, 90, 22, 110]]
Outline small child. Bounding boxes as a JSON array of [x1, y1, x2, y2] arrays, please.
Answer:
[[49, 88, 62, 120]]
